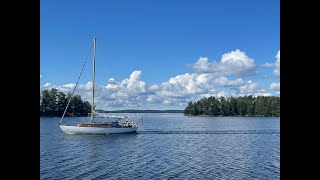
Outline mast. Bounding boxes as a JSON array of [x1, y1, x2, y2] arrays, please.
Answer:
[[90, 37, 97, 123]]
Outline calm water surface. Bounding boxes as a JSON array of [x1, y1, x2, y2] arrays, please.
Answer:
[[40, 113, 280, 179]]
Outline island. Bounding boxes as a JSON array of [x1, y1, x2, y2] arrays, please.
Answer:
[[184, 96, 280, 117]]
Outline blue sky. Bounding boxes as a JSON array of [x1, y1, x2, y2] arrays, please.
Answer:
[[40, 0, 280, 110]]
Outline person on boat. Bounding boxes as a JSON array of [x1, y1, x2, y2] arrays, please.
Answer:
[[111, 120, 119, 127], [125, 120, 129, 126]]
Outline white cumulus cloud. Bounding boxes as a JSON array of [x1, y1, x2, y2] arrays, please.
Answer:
[[78, 82, 93, 91], [254, 92, 272, 96], [214, 76, 245, 87], [273, 50, 280, 77], [269, 82, 280, 90], [62, 83, 76, 89], [106, 71, 146, 93], [41, 70, 276, 110], [239, 82, 260, 94], [261, 63, 274, 68], [106, 78, 119, 89], [43, 83, 52, 87], [41, 49, 280, 109], [190, 49, 257, 77]]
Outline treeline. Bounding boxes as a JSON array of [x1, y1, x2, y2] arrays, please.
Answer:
[[40, 88, 92, 116], [184, 96, 280, 117]]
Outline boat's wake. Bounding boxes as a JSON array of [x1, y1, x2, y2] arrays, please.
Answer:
[[137, 129, 279, 134]]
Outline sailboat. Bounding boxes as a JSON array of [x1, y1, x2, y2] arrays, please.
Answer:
[[59, 37, 140, 134]]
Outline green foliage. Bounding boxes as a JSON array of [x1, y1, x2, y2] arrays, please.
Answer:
[[184, 96, 280, 117], [40, 88, 91, 116]]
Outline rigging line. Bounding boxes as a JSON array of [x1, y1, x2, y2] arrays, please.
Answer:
[[59, 43, 94, 125], [66, 113, 89, 122]]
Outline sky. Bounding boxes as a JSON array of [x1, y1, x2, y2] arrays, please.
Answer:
[[40, 0, 280, 110]]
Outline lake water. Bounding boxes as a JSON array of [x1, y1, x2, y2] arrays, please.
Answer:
[[40, 113, 280, 179]]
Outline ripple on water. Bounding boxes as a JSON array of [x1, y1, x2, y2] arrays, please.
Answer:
[[41, 115, 280, 179]]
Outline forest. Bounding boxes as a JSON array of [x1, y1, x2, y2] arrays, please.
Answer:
[[184, 96, 280, 117], [40, 88, 92, 116]]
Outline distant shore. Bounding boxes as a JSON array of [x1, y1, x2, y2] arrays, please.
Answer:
[[96, 110, 184, 113]]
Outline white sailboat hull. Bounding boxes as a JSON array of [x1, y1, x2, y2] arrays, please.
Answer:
[[59, 125, 138, 135]]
